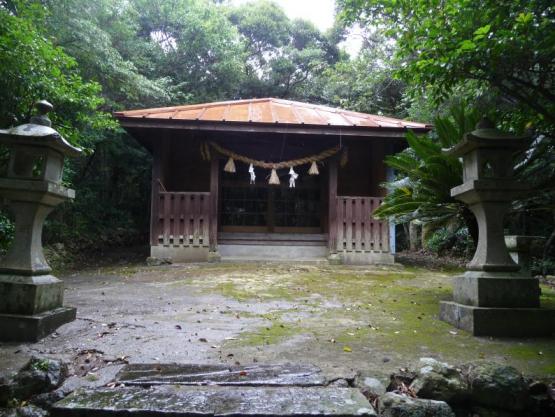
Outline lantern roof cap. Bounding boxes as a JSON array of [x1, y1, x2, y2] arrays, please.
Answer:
[[444, 117, 531, 157], [0, 101, 81, 157]]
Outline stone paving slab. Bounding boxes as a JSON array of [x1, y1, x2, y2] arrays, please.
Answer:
[[116, 363, 327, 386], [51, 386, 377, 417]]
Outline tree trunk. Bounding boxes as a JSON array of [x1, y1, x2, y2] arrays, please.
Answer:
[[409, 220, 421, 251]]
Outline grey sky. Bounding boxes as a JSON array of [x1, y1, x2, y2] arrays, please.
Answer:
[[229, 0, 337, 31], [228, 0, 362, 55]]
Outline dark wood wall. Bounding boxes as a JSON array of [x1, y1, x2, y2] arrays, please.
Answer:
[[159, 134, 211, 192], [337, 139, 389, 197], [145, 129, 395, 197]]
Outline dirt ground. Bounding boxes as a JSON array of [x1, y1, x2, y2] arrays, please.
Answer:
[[1, 260, 554, 383]]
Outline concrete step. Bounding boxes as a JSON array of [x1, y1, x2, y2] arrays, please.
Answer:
[[219, 244, 328, 260], [51, 385, 376, 417], [52, 363, 376, 417]]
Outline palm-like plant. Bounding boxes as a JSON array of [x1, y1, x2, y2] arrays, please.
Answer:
[[373, 104, 481, 245]]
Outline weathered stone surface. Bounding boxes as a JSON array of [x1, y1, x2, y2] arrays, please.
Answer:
[[409, 358, 468, 403], [2, 404, 48, 417], [52, 386, 377, 417], [452, 272, 540, 308], [13, 358, 67, 400], [378, 392, 455, 417], [30, 389, 66, 410], [353, 374, 386, 401], [0, 306, 76, 342], [116, 363, 327, 386], [439, 301, 555, 337], [465, 362, 528, 411]]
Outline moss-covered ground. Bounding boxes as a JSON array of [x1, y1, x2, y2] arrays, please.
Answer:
[[186, 262, 555, 377], [7, 261, 552, 382]]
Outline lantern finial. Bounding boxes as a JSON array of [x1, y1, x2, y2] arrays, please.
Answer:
[[30, 100, 53, 127]]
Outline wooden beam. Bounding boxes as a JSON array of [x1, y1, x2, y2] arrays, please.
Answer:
[[209, 156, 219, 251], [328, 158, 338, 253]]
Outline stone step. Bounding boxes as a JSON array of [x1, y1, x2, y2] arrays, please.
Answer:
[[116, 363, 327, 387], [51, 385, 376, 417]]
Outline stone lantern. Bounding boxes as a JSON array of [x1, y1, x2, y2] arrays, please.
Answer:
[[0, 101, 81, 342], [439, 118, 555, 336]]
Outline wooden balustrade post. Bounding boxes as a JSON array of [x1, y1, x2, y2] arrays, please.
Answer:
[[328, 158, 338, 253], [150, 145, 161, 247], [209, 157, 219, 253]]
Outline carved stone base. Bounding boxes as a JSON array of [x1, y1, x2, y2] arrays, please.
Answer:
[[452, 272, 541, 308], [439, 301, 555, 337], [0, 274, 64, 315], [0, 306, 76, 342]]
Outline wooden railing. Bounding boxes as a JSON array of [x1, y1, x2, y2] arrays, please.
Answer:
[[334, 196, 389, 253], [155, 192, 211, 247]]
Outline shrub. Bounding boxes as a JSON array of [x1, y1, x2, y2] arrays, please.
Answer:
[[427, 226, 474, 259]]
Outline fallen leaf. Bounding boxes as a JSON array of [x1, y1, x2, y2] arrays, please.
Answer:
[[343, 346, 352, 352]]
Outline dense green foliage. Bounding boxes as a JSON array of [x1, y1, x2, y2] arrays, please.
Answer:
[[0, 0, 553, 262], [339, 0, 555, 133], [373, 105, 481, 243], [341, 0, 555, 259]]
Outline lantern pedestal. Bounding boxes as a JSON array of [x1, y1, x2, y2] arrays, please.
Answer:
[[438, 118, 555, 337], [439, 302, 555, 337], [0, 101, 81, 342], [0, 181, 77, 342]]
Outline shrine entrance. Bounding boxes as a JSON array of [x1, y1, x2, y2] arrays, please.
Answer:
[[220, 162, 325, 234]]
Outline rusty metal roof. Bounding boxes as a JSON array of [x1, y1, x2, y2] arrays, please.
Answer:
[[114, 98, 430, 130]]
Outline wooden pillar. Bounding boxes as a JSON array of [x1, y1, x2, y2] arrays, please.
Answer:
[[328, 158, 338, 252], [150, 144, 161, 247], [209, 156, 219, 251]]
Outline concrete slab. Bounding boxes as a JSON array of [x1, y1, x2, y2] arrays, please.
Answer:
[[116, 363, 326, 386], [51, 386, 377, 417]]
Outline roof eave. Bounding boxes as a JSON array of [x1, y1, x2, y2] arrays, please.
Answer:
[[114, 115, 431, 138]]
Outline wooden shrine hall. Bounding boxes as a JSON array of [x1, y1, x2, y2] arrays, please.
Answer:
[[114, 98, 430, 263]]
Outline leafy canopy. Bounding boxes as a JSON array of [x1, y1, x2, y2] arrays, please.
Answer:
[[338, 0, 555, 133], [0, 2, 115, 150]]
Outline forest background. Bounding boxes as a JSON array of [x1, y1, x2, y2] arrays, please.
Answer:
[[0, 0, 553, 269]]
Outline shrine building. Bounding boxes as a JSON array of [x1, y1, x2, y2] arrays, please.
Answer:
[[114, 98, 430, 263]]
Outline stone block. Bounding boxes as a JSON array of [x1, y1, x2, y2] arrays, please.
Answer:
[[0, 306, 76, 342], [116, 363, 327, 387], [378, 392, 455, 417], [340, 251, 394, 265], [439, 301, 555, 337], [151, 245, 210, 262], [52, 386, 377, 417], [452, 272, 540, 308], [0, 275, 64, 315]]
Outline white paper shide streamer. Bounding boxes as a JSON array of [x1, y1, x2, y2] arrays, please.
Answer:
[[248, 163, 256, 184], [288, 167, 299, 188]]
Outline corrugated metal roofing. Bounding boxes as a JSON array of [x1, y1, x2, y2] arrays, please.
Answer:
[[114, 98, 430, 130]]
